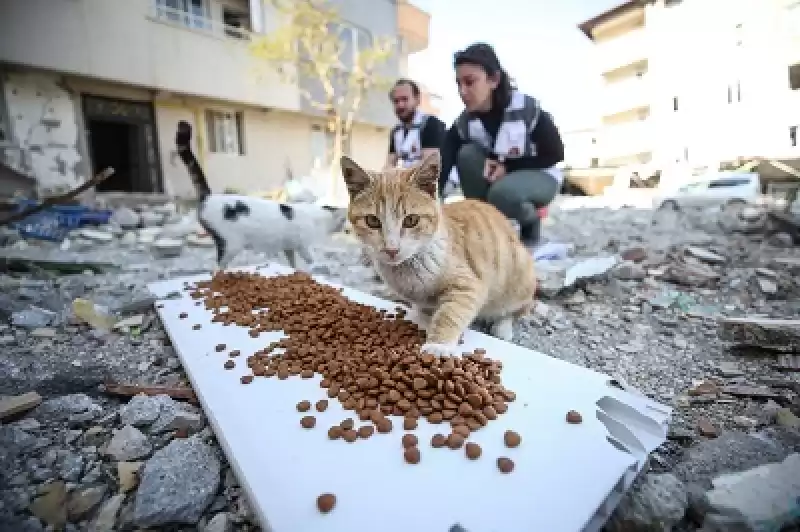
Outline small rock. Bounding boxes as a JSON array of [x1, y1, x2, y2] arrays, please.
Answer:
[[67, 485, 107, 521], [89, 493, 124, 532], [133, 436, 221, 526], [697, 418, 719, 438], [104, 425, 152, 461], [30, 327, 58, 340], [117, 461, 143, 493], [606, 473, 688, 532], [150, 404, 203, 434], [688, 381, 719, 397], [113, 314, 145, 331], [702, 453, 800, 531], [757, 276, 778, 295], [112, 206, 141, 229], [11, 307, 55, 329], [36, 394, 102, 423], [620, 247, 647, 262], [79, 228, 114, 242], [686, 246, 726, 264], [614, 261, 646, 281], [59, 453, 85, 481], [28, 481, 67, 529], [119, 394, 171, 427], [714, 361, 744, 378], [732, 416, 758, 430], [775, 408, 800, 429], [204, 512, 234, 532]]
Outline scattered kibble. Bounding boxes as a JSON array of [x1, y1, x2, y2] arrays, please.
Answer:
[[431, 434, 447, 448], [327, 426, 343, 440], [357, 426, 374, 439], [504, 430, 521, 448], [317, 493, 336, 513], [240, 375, 253, 385], [296, 400, 311, 413], [497, 457, 515, 473], [447, 433, 465, 450], [566, 410, 583, 424], [179, 312, 188, 319], [229, 350, 241, 357], [404, 446, 420, 464], [403, 417, 418, 430], [342, 429, 358, 443], [401, 434, 418, 448], [192, 324, 202, 330], [315, 399, 328, 412], [215, 343, 226, 352], [465, 442, 482, 460], [300, 416, 316, 429], [340, 418, 354, 430], [223, 360, 235, 370]]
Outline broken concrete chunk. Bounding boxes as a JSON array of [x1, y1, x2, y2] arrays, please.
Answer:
[[28, 481, 67, 529], [718, 317, 800, 352], [104, 425, 152, 461], [702, 453, 800, 532], [606, 473, 688, 532], [697, 418, 719, 438], [0, 391, 43, 421]]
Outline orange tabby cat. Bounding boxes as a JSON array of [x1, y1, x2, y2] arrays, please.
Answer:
[[340, 151, 537, 356]]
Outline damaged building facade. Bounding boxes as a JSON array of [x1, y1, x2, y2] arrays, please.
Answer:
[[0, 0, 431, 197]]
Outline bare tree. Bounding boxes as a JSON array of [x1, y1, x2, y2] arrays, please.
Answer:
[[250, 0, 393, 197]]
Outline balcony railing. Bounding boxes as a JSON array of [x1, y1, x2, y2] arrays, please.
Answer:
[[150, 2, 251, 41]]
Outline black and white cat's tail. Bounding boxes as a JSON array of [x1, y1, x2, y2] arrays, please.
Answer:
[[175, 120, 212, 202]]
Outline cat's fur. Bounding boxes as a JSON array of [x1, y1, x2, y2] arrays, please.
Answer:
[[175, 121, 347, 270], [340, 151, 537, 357]]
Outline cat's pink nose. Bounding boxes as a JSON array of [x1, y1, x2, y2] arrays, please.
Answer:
[[383, 248, 399, 259]]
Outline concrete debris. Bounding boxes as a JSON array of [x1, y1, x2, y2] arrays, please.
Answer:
[[0, 196, 799, 531], [701, 453, 800, 532]]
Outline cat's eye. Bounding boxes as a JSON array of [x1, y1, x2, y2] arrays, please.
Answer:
[[364, 215, 381, 229], [402, 214, 420, 228]]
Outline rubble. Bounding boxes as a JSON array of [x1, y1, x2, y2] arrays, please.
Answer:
[[0, 197, 798, 531]]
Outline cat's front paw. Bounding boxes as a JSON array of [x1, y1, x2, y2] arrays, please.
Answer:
[[420, 342, 461, 357]]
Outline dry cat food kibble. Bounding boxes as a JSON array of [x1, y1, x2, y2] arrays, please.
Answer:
[[192, 324, 202, 330], [566, 410, 583, 424], [240, 375, 253, 385], [229, 350, 241, 357], [497, 457, 515, 473], [504, 430, 521, 448], [404, 446, 421, 464], [343, 429, 358, 443], [315, 400, 328, 412], [189, 271, 517, 442], [300, 416, 316, 429], [357, 425, 374, 439], [179, 312, 188, 319], [316, 493, 336, 513], [297, 400, 311, 412], [327, 426, 343, 440], [223, 360, 235, 370], [431, 434, 447, 448], [401, 434, 418, 448], [465, 442, 482, 460], [215, 343, 226, 352]]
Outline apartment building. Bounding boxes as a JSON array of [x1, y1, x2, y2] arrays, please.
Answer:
[[579, 0, 800, 175], [0, 0, 430, 198]]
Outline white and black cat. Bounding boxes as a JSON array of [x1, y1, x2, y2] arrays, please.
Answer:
[[174, 120, 347, 270]]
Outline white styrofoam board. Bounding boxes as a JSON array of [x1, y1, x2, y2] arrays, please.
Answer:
[[148, 263, 671, 532]]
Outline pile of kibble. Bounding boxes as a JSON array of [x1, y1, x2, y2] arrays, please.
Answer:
[[179, 271, 583, 514]]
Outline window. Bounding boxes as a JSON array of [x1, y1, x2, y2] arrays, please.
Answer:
[[708, 177, 753, 188], [222, 6, 250, 39], [205, 110, 245, 155], [790, 125, 798, 147], [672, 97, 679, 111], [789, 63, 800, 90], [727, 81, 741, 103], [327, 23, 373, 71], [154, 0, 210, 31]]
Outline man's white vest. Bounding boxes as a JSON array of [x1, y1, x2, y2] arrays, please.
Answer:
[[454, 90, 563, 185], [391, 111, 430, 168]]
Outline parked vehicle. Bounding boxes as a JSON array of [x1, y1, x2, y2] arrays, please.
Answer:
[[653, 171, 762, 210]]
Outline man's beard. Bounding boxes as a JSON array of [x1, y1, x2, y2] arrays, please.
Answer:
[[397, 109, 415, 124]]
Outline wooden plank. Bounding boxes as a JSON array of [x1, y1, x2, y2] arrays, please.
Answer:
[[0, 391, 43, 421], [718, 317, 800, 352]]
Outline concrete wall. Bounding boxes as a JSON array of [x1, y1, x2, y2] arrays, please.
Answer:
[[0, 68, 389, 197], [0, 0, 300, 112]]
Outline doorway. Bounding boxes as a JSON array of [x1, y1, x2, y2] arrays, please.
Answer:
[[82, 95, 163, 193], [88, 120, 138, 192]]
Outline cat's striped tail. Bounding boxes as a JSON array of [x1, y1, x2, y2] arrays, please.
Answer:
[[175, 120, 211, 202]]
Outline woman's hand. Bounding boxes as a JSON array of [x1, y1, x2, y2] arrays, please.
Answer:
[[484, 159, 507, 182]]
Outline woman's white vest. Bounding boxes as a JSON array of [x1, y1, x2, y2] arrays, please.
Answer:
[[454, 90, 563, 185], [391, 111, 430, 168]]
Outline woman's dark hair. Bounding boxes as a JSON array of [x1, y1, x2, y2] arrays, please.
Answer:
[[454, 42, 516, 110], [389, 78, 421, 100]]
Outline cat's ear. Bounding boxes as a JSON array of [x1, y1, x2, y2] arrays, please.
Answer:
[[409, 151, 440, 199], [340, 156, 372, 199]]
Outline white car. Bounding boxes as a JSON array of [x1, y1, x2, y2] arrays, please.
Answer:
[[653, 171, 761, 211]]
